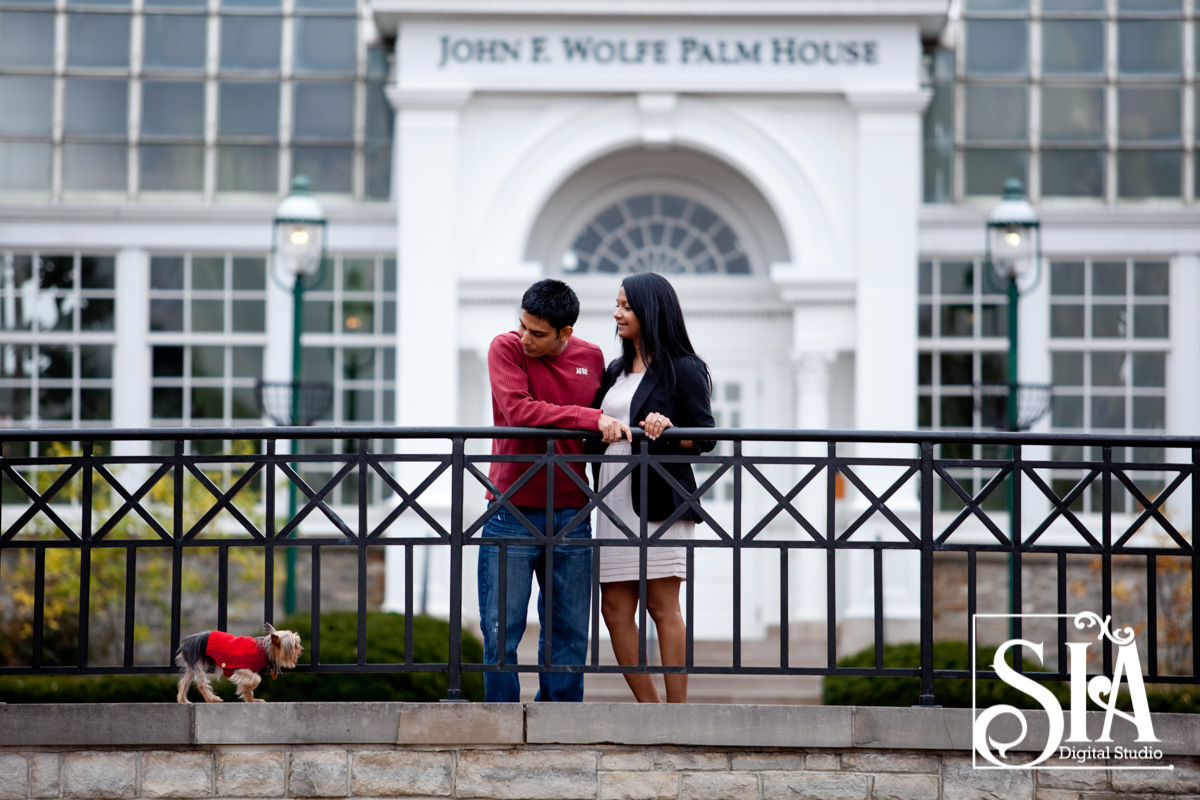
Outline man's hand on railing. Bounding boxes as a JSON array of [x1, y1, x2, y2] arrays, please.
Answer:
[[598, 413, 633, 444]]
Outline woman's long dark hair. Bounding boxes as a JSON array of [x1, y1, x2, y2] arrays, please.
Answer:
[[618, 272, 710, 392]]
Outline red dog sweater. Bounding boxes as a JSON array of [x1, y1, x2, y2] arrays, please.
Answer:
[[205, 631, 270, 677]]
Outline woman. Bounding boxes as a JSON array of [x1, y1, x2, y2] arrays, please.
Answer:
[[593, 272, 715, 703]]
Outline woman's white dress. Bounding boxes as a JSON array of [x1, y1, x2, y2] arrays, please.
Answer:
[[595, 370, 693, 583]]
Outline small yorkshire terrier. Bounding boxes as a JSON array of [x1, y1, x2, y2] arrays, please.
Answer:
[[175, 623, 304, 703]]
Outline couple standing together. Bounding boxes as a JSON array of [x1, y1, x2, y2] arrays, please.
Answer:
[[478, 273, 715, 704]]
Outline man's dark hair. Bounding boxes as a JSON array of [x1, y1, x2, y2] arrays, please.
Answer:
[[521, 279, 580, 331]]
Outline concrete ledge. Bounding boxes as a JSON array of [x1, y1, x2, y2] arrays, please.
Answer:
[[2, 703, 1197, 752], [527, 703, 852, 747], [0, 704, 192, 747]]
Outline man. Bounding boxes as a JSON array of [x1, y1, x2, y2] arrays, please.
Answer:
[[478, 279, 630, 702]]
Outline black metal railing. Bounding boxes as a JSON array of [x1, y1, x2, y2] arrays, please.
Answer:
[[0, 426, 1196, 704]]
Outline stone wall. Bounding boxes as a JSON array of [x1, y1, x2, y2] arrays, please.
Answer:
[[1, 704, 1197, 800]]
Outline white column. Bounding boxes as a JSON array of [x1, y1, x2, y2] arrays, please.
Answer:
[[1165, 254, 1200, 527], [382, 86, 470, 615], [841, 90, 930, 647], [111, 250, 150, 456], [791, 349, 835, 633]]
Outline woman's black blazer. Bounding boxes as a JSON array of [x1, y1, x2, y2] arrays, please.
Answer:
[[592, 354, 716, 523]]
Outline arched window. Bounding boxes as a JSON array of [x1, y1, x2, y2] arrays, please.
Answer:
[[561, 193, 751, 275]]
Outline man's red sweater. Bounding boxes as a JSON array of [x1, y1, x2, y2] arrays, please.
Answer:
[[486, 332, 604, 509]]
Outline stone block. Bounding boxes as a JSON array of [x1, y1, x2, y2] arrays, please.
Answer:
[[395, 704, 523, 745], [652, 752, 729, 772], [942, 757, 1034, 800], [289, 751, 348, 798], [216, 751, 287, 798], [730, 753, 805, 771], [140, 751, 213, 799], [351, 750, 452, 797], [1111, 758, 1200, 793], [0, 754, 28, 800], [761, 772, 870, 800], [527, 703, 852, 748], [853, 708, 974, 751], [840, 752, 939, 774], [195, 703, 397, 745], [0, 705, 191, 747], [680, 772, 759, 800], [1034, 769, 1107, 790], [599, 751, 653, 772], [30, 753, 61, 799], [870, 773, 940, 800], [804, 753, 840, 771], [63, 753, 136, 800], [455, 749, 596, 800], [599, 772, 679, 800], [1033, 792, 1084, 800]]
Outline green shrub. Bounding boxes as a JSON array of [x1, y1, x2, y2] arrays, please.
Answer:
[[822, 640, 1071, 709], [255, 611, 484, 703], [0, 612, 483, 703]]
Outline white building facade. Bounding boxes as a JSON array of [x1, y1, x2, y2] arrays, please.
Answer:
[[2, 0, 1199, 642]]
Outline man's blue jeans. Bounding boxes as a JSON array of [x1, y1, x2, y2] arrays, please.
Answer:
[[477, 505, 592, 702]]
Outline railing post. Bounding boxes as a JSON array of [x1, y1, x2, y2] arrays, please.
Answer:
[[444, 436, 465, 701], [918, 439, 937, 706]]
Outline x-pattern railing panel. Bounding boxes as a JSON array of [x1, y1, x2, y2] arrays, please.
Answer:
[[0, 425, 1196, 704]]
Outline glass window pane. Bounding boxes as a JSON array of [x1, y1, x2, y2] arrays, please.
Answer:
[[1092, 305, 1127, 337], [231, 346, 263, 378], [153, 387, 183, 418], [80, 345, 113, 379], [1133, 305, 1169, 338], [918, 304, 932, 336], [1132, 397, 1165, 431], [150, 300, 183, 332], [1133, 352, 1166, 387], [1052, 352, 1084, 385], [1091, 396, 1126, 429], [1052, 395, 1084, 428], [980, 304, 1008, 337], [940, 353, 973, 385], [220, 16, 282, 71], [1043, 20, 1104, 74], [964, 149, 1027, 196], [294, 17, 356, 73], [218, 82, 279, 137], [296, 0, 355, 8], [965, 85, 1027, 142], [143, 14, 206, 71], [292, 146, 352, 193], [1119, 0, 1179, 11], [63, 143, 127, 191], [81, 255, 115, 289], [0, 76, 53, 135], [1050, 303, 1085, 337], [191, 300, 224, 332], [142, 80, 204, 138], [966, 20, 1028, 75], [140, 143, 204, 191], [1041, 87, 1104, 142], [1118, 149, 1182, 198], [1133, 262, 1169, 295], [65, 77, 128, 136], [344, 259, 374, 290], [81, 297, 114, 330], [940, 305, 974, 337], [1041, 150, 1104, 197], [1051, 263, 1089, 296], [191, 387, 224, 419], [1118, 87, 1181, 142], [223, 0, 279, 7], [365, 142, 392, 201], [981, 353, 1007, 383], [150, 256, 183, 289], [0, 142, 50, 190], [918, 353, 932, 385], [1091, 352, 1127, 386], [192, 256, 223, 289], [294, 82, 354, 139], [366, 79, 392, 141], [232, 299, 265, 332], [231, 257, 265, 290], [0, 11, 55, 67], [939, 261, 974, 295], [1093, 261, 1126, 295], [1044, 0, 1105, 12], [67, 13, 130, 68], [1119, 20, 1181, 74], [940, 396, 975, 428], [217, 145, 278, 192]]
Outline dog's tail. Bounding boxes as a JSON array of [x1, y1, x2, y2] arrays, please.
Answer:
[[176, 631, 210, 670]]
